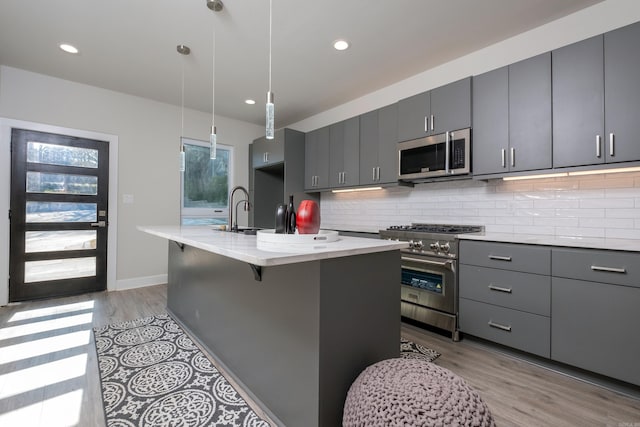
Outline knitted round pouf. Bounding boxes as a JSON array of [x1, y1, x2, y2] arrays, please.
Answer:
[[343, 358, 495, 427]]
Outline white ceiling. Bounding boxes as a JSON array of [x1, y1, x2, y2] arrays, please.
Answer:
[[0, 0, 603, 128]]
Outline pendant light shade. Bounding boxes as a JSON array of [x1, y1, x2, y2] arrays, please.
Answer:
[[265, 0, 275, 139], [210, 126, 217, 159]]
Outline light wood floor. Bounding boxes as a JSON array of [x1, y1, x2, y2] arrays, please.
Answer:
[[1, 285, 639, 426]]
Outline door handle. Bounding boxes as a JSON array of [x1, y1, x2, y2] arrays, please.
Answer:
[[91, 221, 107, 228], [596, 135, 601, 158], [609, 133, 615, 157]]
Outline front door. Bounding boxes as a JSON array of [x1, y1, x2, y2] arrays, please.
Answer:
[[9, 129, 109, 302]]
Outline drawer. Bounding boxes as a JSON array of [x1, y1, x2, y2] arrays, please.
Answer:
[[552, 248, 640, 288], [459, 265, 550, 316], [459, 298, 550, 358], [460, 240, 550, 275]]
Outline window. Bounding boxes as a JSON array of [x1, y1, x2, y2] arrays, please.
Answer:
[[180, 137, 233, 225]]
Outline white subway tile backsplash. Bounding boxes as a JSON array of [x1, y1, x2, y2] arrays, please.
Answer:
[[319, 172, 640, 236]]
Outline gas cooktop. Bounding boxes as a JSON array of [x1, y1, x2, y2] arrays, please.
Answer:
[[385, 223, 484, 235]]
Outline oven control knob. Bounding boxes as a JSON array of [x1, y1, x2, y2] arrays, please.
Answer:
[[430, 241, 441, 251], [441, 242, 450, 253], [413, 240, 424, 250]]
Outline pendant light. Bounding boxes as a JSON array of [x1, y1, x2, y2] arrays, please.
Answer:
[[265, 0, 274, 139], [177, 44, 191, 172], [209, 24, 217, 159]]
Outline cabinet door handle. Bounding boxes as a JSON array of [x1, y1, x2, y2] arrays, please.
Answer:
[[407, 293, 419, 301], [591, 265, 626, 274], [510, 147, 515, 167], [501, 148, 506, 168], [377, 166, 380, 181], [342, 171, 346, 184], [489, 255, 512, 262], [488, 321, 512, 332], [488, 284, 513, 294], [430, 114, 434, 131], [596, 135, 602, 158], [424, 116, 428, 133], [609, 133, 615, 157], [445, 131, 450, 175]]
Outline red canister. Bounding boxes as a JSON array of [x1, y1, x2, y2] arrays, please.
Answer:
[[296, 200, 320, 234]]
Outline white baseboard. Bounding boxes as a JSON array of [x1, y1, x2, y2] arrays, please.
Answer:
[[115, 274, 167, 291]]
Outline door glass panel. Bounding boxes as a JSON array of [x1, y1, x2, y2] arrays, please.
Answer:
[[24, 257, 96, 283], [27, 142, 98, 168], [26, 202, 97, 223], [25, 231, 97, 253], [27, 172, 98, 195]]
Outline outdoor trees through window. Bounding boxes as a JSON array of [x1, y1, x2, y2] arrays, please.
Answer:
[[181, 138, 232, 225]]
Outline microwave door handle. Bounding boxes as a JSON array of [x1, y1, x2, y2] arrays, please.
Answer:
[[445, 131, 451, 174]]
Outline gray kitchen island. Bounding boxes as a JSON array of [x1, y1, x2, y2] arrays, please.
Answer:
[[138, 226, 407, 427]]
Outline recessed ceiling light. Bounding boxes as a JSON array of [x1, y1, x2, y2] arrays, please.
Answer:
[[245, 99, 256, 105], [59, 43, 79, 54], [333, 39, 350, 51]]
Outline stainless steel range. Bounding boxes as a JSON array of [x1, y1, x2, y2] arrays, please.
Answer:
[[380, 223, 484, 341]]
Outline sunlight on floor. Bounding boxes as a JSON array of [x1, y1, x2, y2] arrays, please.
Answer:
[[0, 312, 93, 341], [0, 354, 88, 399], [8, 300, 95, 323], [0, 299, 96, 426], [0, 389, 84, 427]]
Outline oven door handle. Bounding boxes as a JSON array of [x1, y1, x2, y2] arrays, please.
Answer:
[[401, 256, 454, 270]]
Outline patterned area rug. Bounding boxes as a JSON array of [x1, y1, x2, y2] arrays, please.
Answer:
[[93, 314, 441, 427], [400, 337, 440, 362], [93, 313, 271, 427]]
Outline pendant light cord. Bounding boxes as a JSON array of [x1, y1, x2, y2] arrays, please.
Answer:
[[211, 26, 216, 126], [268, 0, 272, 92], [181, 56, 185, 150]]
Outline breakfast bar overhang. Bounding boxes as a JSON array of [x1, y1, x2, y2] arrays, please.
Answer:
[[138, 226, 407, 426]]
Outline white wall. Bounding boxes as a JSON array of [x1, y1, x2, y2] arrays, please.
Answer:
[[0, 66, 263, 294], [286, 0, 640, 238], [289, 0, 640, 132]]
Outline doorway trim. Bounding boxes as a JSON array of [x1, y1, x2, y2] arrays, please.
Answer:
[[0, 118, 118, 306]]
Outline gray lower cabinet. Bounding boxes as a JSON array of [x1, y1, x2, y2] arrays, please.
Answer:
[[551, 247, 640, 386], [460, 240, 640, 386], [329, 117, 359, 188], [459, 240, 551, 358], [473, 53, 551, 176], [304, 126, 330, 190], [359, 103, 398, 185]]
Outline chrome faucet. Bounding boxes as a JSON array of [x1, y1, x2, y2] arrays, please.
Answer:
[[228, 186, 250, 232]]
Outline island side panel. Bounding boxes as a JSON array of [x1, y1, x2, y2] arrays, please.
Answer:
[[166, 242, 321, 427], [318, 250, 401, 426]]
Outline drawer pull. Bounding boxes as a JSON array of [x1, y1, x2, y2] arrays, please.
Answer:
[[488, 321, 512, 332], [488, 255, 512, 262], [407, 293, 419, 300], [488, 284, 512, 294], [590, 265, 626, 274]]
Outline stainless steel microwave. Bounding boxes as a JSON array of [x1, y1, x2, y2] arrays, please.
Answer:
[[397, 128, 471, 180]]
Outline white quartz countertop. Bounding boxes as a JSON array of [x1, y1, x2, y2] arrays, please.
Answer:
[[458, 232, 640, 252], [138, 225, 408, 266]]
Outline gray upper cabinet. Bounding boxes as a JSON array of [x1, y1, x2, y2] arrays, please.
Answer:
[[397, 91, 430, 142], [397, 77, 471, 143], [552, 35, 605, 168], [604, 21, 640, 164], [473, 54, 551, 176], [359, 103, 399, 185], [509, 53, 552, 172], [252, 131, 285, 167], [329, 117, 360, 188], [430, 77, 471, 134], [472, 66, 509, 175], [304, 126, 330, 191]]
